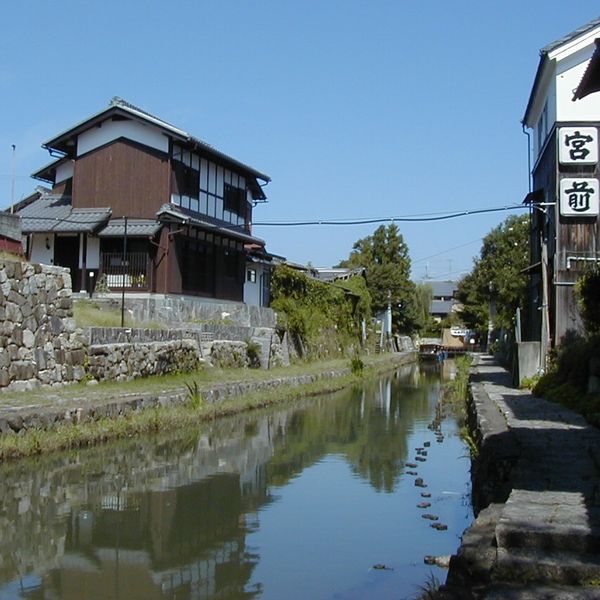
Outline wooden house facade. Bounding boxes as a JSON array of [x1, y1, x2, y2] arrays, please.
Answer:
[[14, 98, 272, 304], [523, 18, 600, 350]]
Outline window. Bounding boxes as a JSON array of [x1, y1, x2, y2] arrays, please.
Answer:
[[247, 268, 257, 283], [172, 161, 199, 198], [224, 183, 246, 220]]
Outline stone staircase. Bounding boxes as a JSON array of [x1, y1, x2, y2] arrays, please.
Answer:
[[440, 355, 600, 598]]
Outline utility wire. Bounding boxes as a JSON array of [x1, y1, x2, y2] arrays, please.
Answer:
[[253, 204, 526, 226], [15, 203, 527, 228], [412, 238, 482, 265]]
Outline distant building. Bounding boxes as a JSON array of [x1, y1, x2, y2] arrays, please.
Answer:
[[522, 17, 600, 349], [425, 280, 459, 321], [313, 267, 366, 282]]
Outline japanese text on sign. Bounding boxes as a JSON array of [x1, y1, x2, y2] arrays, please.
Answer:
[[558, 127, 598, 165], [560, 178, 599, 217]]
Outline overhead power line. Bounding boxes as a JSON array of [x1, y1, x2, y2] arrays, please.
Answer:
[[253, 204, 526, 226]]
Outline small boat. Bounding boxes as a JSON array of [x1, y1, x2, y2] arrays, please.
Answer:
[[419, 344, 447, 362]]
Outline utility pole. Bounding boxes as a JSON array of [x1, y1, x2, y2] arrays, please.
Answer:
[[10, 145, 16, 212]]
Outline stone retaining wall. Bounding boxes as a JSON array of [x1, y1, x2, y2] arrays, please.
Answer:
[[0, 261, 86, 391], [0, 353, 416, 435], [87, 339, 201, 382]]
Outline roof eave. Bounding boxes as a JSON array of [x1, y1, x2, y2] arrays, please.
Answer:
[[523, 53, 551, 127]]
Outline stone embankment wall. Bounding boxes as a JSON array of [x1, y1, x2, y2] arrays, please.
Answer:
[[0, 261, 203, 390], [0, 259, 288, 390], [87, 339, 200, 383], [0, 261, 86, 391]]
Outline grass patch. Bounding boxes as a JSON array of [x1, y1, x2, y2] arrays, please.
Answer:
[[73, 299, 162, 329], [0, 352, 414, 461]]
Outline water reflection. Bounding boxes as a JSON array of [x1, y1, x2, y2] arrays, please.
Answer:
[[0, 362, 470, 599]]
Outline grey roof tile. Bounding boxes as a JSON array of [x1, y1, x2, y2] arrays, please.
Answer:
[[17, 194, 110, 233], [98, 219, 161, 237], [542, 16, 600, 55]]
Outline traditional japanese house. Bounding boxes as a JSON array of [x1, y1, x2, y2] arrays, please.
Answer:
[[13, 98, 272, 304], [522, 17, 600, 352]]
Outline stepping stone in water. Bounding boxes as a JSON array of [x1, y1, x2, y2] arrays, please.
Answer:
[[417, 502, 431, 508], [406, 462, 418, 468], [421, 492, 431, 498], [415, 457, 426, 462], [415, 478, 427, 488], [422, 513, 438, 520], [431, 523, 448, 531], [406, 471, 418, 476], [424, 441, 431, 447], [372, 564, 393, 571], [415, 447, 424, 452], [420, 450, 428, 456]]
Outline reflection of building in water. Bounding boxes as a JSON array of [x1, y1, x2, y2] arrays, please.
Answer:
[[0, 410, 291, 599], [51, 474, 264, 599]]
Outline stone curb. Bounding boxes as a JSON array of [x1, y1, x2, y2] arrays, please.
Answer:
[[0, 352, 415, 436]]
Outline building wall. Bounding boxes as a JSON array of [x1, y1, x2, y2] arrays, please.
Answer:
[[77, 118, 169, 156], [72, 139, 170, 217], [29, 233, 54, 266], [170, 143, 254, 232], [55, 160, 74, 184]]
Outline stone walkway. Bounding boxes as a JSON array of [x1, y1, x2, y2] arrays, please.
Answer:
[[440, 355, 600, 599]]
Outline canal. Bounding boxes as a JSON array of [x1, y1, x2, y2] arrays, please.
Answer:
[[0, 361, 473, 600]]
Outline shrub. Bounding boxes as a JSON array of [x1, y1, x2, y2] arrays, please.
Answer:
[[246, 338, 262, 369]]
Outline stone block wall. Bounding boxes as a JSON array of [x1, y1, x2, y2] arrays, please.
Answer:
[[87, 339, 201, 382], [0, 259, 289, 391], [0, 261, 86, 391]]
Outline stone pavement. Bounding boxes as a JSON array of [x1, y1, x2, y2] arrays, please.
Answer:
[[439, 355, 600, 599]]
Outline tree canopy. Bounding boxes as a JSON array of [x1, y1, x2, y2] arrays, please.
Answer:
[[338, 224, 421, 333], [457, 215, 529, 336]]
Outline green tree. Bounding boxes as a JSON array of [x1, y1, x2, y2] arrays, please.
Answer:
[[457, 215, 529, 337], [338, 224, 419, 333]]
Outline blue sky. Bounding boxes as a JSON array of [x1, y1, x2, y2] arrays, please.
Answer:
[[1, 1, 599, 281]]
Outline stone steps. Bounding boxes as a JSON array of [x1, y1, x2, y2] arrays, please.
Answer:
[[494, 546, 600, 585], [483, 583, 600, 599]]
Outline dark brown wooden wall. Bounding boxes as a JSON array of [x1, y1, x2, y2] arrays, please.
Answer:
[[72, 139, 170, 218]]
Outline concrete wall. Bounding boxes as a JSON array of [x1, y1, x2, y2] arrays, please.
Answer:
[[515, 341, 541, 385]]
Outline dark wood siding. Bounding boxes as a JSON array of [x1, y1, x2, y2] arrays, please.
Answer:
[[554, 122, 600, 342], [72, 138, 170, 217], [52, 178, 72, 198]]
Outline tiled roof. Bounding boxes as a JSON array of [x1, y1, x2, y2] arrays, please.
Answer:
[[156, 204, 265, 245], [42, 97, 270, 184], [428, 280, 458, 297], [430, 299, 455, 315], [97, 218, 161, 237], [17, 194, 111, 233], [542, 16, 600, 54]]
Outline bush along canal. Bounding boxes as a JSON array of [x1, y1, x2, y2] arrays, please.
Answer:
[[0, 360, 473, 600]]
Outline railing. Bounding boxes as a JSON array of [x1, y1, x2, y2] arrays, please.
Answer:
[[101, 252, 149, 289]]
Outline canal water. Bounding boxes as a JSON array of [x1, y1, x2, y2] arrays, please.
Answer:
[[0, 361, 473, 600]]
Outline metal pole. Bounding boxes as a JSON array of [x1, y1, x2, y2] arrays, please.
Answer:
[[10, 144, 16, 212], [121, 217, 128, 328]]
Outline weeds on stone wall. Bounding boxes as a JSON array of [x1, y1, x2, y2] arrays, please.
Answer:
[[533, 333, 600, 426], [184, 380, 203, 409], [270, 265, 372, 360]]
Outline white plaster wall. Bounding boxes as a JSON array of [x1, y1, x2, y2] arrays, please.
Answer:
[[82, 236, 100, 269], [29, 234, 54, 265], [244, 265, 263, 306], [556, 47, 600, 122], [77, 119, 169, 156], [55, 160, 74, 183]]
